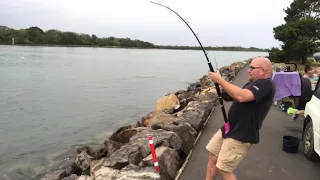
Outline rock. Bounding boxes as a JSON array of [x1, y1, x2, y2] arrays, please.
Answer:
[[172, 118, 185, 125], [76, 175, 93, 180], [199, 75, 213, 89], [75, 151, 94, 172], [151, 123, 175, 131], [65, 163, 82, 176], [116, 165, 160, 180], [61, 174, 79, 180], [179, 109, 205, 132], [177, 101, 213, 132], [77, 144, 108, 160], [201, 87, 217, 95], [109, 125, 137, 144], [227, 71, 236, 81], [94, 165, 160, 180], [187, 81, 202, 92], [41, 170, 67, 180], [196, 91, 218, 105], [140, 146, 180, 180], [135, 120, 143, 127], [150, 122, 197, 154], [90, 144, 108, 160], [103, 128, 182, 170], [104, 140, 122, 156], [172, 123, 197, 155], [93, 167, 118, 180], [57, 157, 76, 171], [156, 93, 180, 111], [175, 90, 196, 105], [161, 104, 184, 114], [141, 110, 178, 127], [90, 159, 105, 176]]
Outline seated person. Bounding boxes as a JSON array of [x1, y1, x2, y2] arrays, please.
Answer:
[[303, 66, 319, 91]]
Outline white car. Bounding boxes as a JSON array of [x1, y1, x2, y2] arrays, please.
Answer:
[[303, 77, 320, 162]]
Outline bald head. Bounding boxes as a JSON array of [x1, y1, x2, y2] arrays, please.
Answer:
[[252, 57, 273, 76], [247, 57, 273, 81]]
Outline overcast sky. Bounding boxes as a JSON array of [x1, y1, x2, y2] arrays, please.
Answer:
[[0, 0, 293, 49]]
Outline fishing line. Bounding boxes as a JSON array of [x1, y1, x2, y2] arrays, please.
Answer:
[[150, 1, 230, 134]]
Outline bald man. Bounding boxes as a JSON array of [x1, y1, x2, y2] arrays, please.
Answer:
[[205, 57, 275, 180]]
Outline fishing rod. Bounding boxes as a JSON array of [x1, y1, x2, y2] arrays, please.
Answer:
[[150, 1, 230, 134]]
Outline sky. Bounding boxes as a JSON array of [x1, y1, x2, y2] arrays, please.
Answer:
[[0, 0, 294, 49]]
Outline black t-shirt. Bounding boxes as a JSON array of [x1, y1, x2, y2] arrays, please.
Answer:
[[220, 78, 275, 144]]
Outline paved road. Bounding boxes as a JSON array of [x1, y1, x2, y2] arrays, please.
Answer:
[[178, 66, 320, 180]]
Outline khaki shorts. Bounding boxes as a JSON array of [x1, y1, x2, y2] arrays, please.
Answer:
[[206, 129, 253, 172]]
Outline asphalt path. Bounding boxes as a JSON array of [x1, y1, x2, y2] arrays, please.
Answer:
[[177, 66, 320, 180]]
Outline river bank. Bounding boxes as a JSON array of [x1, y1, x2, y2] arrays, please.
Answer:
[[37, 59, 251, 180], [0, 44, 267, 52]]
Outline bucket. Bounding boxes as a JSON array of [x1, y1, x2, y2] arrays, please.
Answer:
[[282, 135, 300, 153]]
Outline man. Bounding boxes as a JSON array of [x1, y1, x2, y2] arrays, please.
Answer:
[[205, 57, 275, 180], [303, 66, 319, 91]]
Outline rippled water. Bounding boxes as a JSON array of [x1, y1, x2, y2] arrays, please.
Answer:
[[0, 45, 267, 179]]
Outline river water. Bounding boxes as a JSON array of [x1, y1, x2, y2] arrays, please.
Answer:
[[0, 45, 267, 179]]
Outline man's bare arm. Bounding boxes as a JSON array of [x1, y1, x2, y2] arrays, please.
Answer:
[[217, 78, 254, 102]]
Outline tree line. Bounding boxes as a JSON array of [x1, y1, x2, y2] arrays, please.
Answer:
[[0, 25, 267, 52], [268, 0, 320, 64], [0, 26, 154, 48]]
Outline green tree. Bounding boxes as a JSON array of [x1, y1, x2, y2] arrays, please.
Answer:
[[44, 29, 63, 44], [269, 0, 320, 64], [26, 26, 45, 44]]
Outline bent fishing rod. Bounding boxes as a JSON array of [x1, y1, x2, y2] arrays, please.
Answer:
[[150, 1, 230, 134]]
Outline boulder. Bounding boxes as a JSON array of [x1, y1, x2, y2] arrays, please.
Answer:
[[41, 170, 67, 180], [135, 120, 143, 127], [156, 93, 180, 111], [172, 123, 197, 155], [175, 89, 197, 103], [104, 140, 122, 156], [151, 123, 175, 131], [93, 167, 118, 180], [177, 101, 214, 132], [187, 82, 201, 92], [76, 144, 108, 161], [103, 128, 182, 170], [151, 123, 197, 155], [199, 75, 214, 89], [90, 159, 105, 176], [140, 146, 180, 180], [141, 110, 178, 127], [109, 125, 137, 144], [195, 91, 218, 105], [65, 163, 82, 176], [75, 151, 94, 172], [94, 165, 160, 180], [201, 87, 217, 95], [61, 174, 79, 180], [76, 175, 93, 180]]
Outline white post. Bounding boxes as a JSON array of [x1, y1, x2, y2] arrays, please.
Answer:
[[12, 38, 14, 45]]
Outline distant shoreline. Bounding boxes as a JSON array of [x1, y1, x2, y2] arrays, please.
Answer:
[[0, 44, 268, 53]]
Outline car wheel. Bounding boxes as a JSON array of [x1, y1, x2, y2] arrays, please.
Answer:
[[303, 120, 320, 162], [294, 77, 313, 110]]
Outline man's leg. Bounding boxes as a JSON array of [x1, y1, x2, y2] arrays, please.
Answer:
[[206, 153, 219, 180], [219, 169, 237, 180], [205, 129, 223, 180], [216, 138, 252, 180]]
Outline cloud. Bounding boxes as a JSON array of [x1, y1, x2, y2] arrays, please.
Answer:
[[0, 0, 293, 48]]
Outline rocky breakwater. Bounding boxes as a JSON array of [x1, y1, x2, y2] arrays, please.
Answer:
[[41, 60, 250, 180]]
